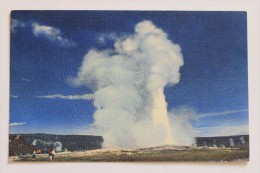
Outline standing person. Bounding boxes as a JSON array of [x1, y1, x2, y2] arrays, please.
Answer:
[[49, 149, 53, 161], [32, 150, 36, 159], [51, 149, 55, 160]]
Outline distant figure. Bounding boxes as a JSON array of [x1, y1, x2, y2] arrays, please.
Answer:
[[49, 149, 55, 161], [32, 150, 36, 159], [52, 149, 55, 160]]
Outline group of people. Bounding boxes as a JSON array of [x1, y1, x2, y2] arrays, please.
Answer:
[[32, 149, 56, 161]]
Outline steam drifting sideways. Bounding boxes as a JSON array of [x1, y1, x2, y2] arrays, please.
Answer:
[[72, 20, 195, 148]]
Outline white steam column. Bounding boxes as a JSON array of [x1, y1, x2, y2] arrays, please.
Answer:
[[151, 88, 174, 145], [72, 20, 188, 148]]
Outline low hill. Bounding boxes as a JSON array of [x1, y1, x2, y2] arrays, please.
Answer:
[[9, 134, 249, 156], [9, 134, 103, 155]]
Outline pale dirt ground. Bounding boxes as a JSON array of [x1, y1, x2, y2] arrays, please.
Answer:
[[9, 145, 246, 163]]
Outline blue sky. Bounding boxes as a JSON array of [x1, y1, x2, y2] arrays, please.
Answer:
[[10, 11, 248, 137]]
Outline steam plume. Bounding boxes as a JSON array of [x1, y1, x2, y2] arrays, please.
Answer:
[[32, 139, 63, 152], [72, 20, 194, 148], [240, 136, 245, 144], [229, 138, 235, 147], [54, 141, 63, 152]]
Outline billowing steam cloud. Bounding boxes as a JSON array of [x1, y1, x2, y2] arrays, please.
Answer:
[[72, 20, 194, 148]]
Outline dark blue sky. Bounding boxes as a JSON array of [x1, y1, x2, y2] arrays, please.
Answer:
[[10, 11, 248, 136]]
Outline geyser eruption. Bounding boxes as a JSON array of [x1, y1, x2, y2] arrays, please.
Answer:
[[72, 20, 194, 148], [151, 89, 174, 144]]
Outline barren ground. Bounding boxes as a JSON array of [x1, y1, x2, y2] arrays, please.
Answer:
[[9, 145, 249, 162]]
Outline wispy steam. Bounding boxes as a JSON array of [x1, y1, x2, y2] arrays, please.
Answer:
[[240, 136, 246, 144], [32, 139, 63, 152], [72, 20, 194, 148], [168, 107, 197, 145], [54, 141, 63, 152], [38, 94, 94, 100], [229, 138, 235, 147]]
